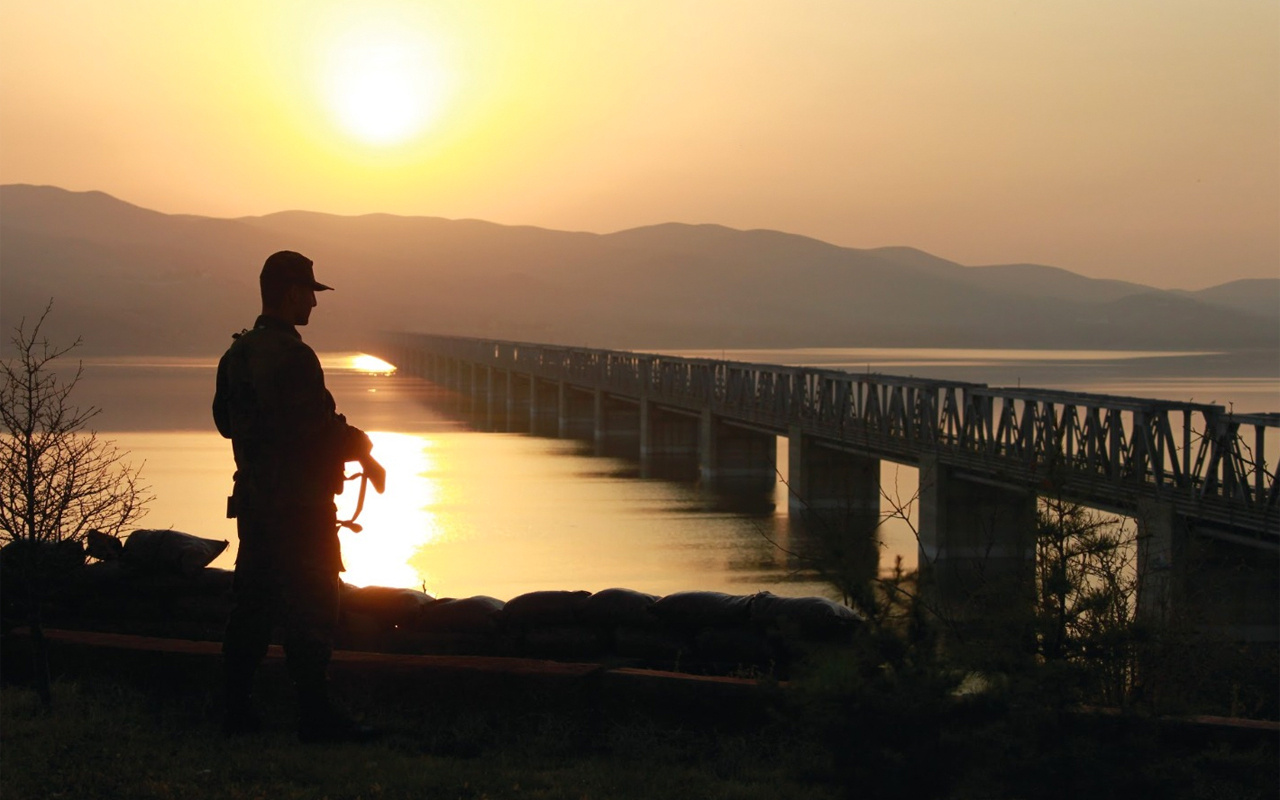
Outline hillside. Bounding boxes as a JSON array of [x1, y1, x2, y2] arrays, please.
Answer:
[[1, 184, 1276, 355]]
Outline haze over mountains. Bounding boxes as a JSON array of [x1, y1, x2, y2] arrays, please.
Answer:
[[1, 184, 1276, 357]]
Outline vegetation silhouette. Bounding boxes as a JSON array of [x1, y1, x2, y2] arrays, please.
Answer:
[[0, 302, 151, 706]]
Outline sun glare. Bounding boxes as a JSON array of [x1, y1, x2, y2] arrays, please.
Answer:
[[338, 432, 442, 590], [321, 22, 448, 146], [351, 353, 398, 374]]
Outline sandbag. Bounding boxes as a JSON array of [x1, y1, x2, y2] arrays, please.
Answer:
[[613, 626, 690, 662], [170, 593, 235, 623], [501, 590, 590, 627], [138, 567, 235, 599], [85, 529, 124, 561], [580, 588, 660, 628], [417, 596, 505, 633], [184, 567, 235, 596], [695, 627, 776, 667], [0, 539, 86, 584], [521, 624, 608, 658], [341, 584, 436, 628], [69, 560, 128, 598], [121, 529, 228, 576], [750, 591, 864, 639], [337, 610, 385, 651], [649, 591, 754, 629]]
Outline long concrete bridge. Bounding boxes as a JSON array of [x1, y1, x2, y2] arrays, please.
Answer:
[[374, 333, 1278, 640]]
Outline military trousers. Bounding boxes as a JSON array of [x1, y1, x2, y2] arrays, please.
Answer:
[[222, 504, 342, 694]]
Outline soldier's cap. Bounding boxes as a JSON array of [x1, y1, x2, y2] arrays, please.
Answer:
[[260, 250, 333, 292]]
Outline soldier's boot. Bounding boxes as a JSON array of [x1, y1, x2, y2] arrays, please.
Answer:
[[221, 661, 264, 736], [294, 673, 378, 744]]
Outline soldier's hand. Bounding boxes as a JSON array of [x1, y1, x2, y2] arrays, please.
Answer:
[[359, 454, 387, 494]]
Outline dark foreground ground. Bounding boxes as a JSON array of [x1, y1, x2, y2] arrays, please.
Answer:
[[2, 630, 1276, 800]]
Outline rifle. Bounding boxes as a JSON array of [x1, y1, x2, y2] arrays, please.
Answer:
[[338, 453, 386, 533]]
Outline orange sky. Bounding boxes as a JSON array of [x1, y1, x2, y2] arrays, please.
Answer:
[[1, 1, 1276, 289]]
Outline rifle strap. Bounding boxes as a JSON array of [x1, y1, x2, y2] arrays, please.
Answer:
[[338, 472, 370, 533]]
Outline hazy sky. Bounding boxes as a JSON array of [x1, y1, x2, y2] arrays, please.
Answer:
[[1, 1, 1276, 289]]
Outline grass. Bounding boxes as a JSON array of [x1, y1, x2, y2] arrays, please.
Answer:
[[2, 638, 1276, 800], [0, 677, 834, 800]]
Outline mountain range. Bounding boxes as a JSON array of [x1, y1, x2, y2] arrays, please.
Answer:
[[1, 184, 1276, 356]]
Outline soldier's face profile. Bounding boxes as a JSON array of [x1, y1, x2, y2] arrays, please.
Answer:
[[285, 284, 318, 326]]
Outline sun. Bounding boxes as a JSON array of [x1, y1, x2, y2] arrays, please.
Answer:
[[321, 23, 448, 146]]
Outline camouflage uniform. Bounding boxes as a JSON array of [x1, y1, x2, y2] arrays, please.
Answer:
[[213, 313, 371, 721]]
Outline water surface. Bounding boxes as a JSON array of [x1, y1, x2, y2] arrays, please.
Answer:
[[65, 346, 1277, 600]]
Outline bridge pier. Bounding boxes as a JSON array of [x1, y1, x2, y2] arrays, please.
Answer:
[[470, 363, 484, 419], [506, 373, 531, 433], [786, 427, 880, 520], [787, 428, 882, 596], [594, 392, 641, 459], [1138, 501, 1279, 642], [641, 403, 700, 480], [699, 411, 776, 493], [558, 384, 596, 441], [531, 378, 559, 437], [445, 358, 467, 416], [918, 455, 1037, 639], [482, 367, 500, 430]]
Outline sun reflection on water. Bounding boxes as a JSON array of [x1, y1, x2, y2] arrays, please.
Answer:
[[336, 431, 440, 590], [319, 352, 398, 375]]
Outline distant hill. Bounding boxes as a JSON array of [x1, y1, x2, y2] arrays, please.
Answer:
[[1173, 279, 1280, 320], [1, 184, 1276, 356]]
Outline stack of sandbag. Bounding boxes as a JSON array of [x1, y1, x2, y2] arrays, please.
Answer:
[[748, 591, 866, 671], [328, 584, 865, 676], [646, 591, 769, 671], [31, 534, 868, 676], [581, 588, 672, 662], [337, 584, 438, 651], [60, 529, 232, 639], [499, 590, 600, 658], [0, 538, 88, 631], [644, 590, 865, 674], [337, 587, 507, 656], [750, 591, 864, 641]]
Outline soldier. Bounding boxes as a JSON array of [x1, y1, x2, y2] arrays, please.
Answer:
[[213, 250, 385, 742]]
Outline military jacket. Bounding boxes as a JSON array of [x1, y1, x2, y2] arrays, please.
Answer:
[[213, 315, 370, 519]]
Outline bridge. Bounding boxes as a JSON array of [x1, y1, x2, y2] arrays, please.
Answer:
[[374, 333, 1279, 640]]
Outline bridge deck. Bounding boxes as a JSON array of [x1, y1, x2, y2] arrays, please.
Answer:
[[379, 333, 1278, 540]]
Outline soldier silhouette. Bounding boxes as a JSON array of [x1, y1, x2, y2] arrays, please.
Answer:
[[213, 250, 385, 741]]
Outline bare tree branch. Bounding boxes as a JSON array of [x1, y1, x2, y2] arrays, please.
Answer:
[[0, 302, 153, 706]]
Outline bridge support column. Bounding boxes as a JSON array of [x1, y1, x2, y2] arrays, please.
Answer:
[[594, 392, 640, 459], [483, 368, 499, 431], [558, 385, 595, 442], [531, 378, 559, 437], [445, 359, 464, 415], [786, 427, 880, 519], [787, 427, 882, 597], [1137, 501, 1279, 642], [506, 373, 530, 433], [641, 403, 700, 480], [699, 411, 776, 493], [467, 363, 479, 419], [918, 455, 1037, 644]]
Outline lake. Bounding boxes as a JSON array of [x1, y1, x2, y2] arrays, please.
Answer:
[[63, 346, 1278, 602]]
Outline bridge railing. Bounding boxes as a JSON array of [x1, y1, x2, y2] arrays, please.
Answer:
[[381, 333, 1277, 533]]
